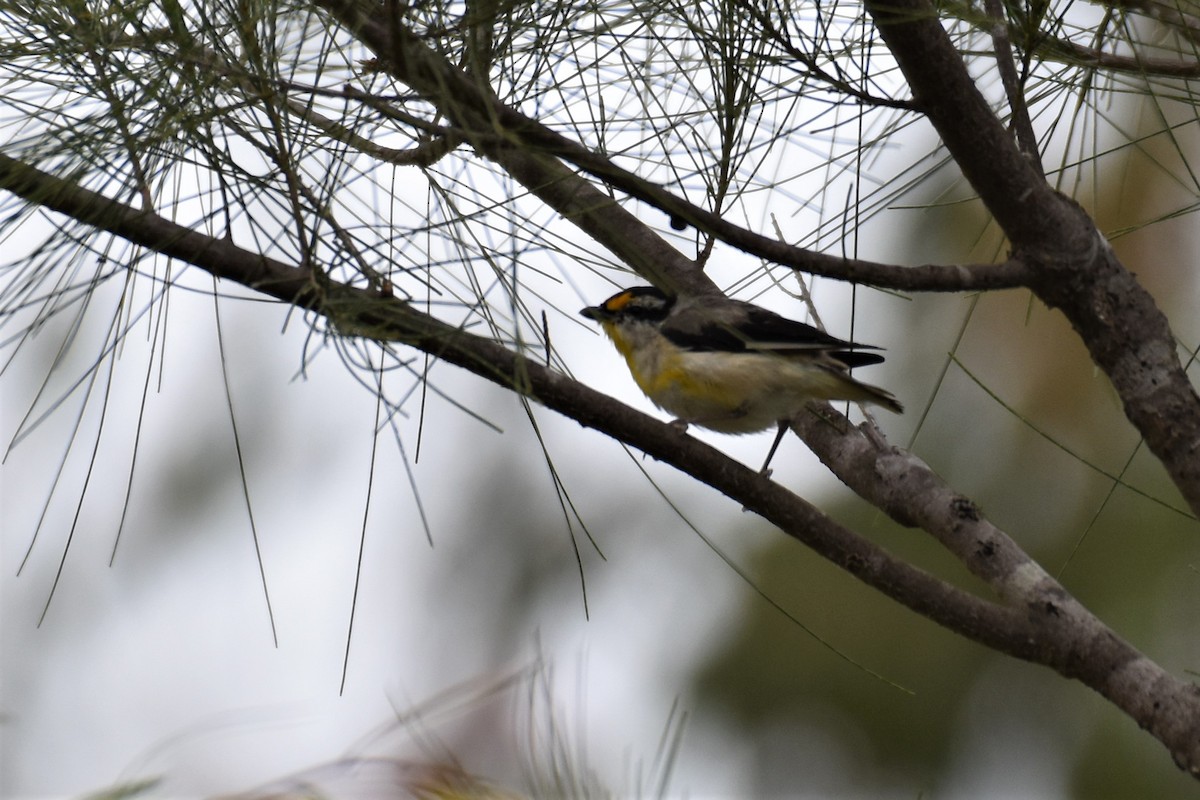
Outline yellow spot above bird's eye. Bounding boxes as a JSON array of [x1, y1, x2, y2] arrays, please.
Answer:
[[604, 291, 636, 312]]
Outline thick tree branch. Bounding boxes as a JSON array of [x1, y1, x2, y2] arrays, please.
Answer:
[[794, 410, 1200, 774], [0, 146, 1019, 643], [866, 0, 1200, 519], [2, 148, 1198, 774]]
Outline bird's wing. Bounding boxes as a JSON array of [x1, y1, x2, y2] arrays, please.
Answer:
[[661, 300, 885, 367]]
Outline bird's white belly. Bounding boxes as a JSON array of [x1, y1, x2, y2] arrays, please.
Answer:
[[638, 351, 843, 434]]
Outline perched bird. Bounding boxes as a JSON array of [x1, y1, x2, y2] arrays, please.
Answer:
[[580, 286, 902, 472]]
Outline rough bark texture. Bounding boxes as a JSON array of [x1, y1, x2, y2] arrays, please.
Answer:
[[865, 0, 1200, 519]]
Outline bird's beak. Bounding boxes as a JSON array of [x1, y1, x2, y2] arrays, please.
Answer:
[[580, 305, 604, 321]]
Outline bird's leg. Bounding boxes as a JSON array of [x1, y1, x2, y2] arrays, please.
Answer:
[[759, 420, 789, 477], [668, 418, 690, 435]]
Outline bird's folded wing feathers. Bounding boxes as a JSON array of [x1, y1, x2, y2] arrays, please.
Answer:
[[660, 302, 885, 368]]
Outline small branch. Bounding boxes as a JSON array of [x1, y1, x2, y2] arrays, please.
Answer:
[[1040, 37, 1200, 78], [983, 0, 1044, 177], [736, 0, 921, 112]]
